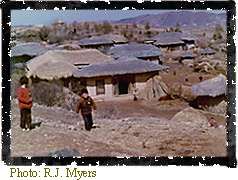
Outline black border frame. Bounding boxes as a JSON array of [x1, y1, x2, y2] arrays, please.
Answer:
[[1, 0, 237, 167]]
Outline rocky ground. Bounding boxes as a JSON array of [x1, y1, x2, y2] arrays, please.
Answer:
[[11, 98, 227, 157]]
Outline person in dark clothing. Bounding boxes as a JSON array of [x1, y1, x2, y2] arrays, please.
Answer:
[[76, 88, 96, 131], [16, 76, 33, 131]]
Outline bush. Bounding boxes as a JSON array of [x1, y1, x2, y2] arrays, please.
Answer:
[[102, 21, 112, 34], [145, 22, 150, 30], [31, 81, 65, 107], [11, 69, 26, 98]]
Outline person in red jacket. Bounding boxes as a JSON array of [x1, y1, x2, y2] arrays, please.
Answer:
[[16, 76, 33, 131]]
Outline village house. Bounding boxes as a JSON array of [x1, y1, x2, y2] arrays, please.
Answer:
[[26, 49, 113, 93], [147, 32, 196, 52], [191, 74, 226, 111], [200, 47, 216, 58], [73, 60, 169, 97], [108, 43, 163, 64], [78, 34, 128, 53], [179, 51, 196, 63], [11, 42, 49, 63], [152, 32, 186, 51], [180, 34, 196, 50]]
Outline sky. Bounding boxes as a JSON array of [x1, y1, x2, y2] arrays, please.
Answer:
[[11, 9, 225, 26]]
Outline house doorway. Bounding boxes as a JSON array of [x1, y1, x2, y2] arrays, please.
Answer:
[[118, 80, 129, 95], [113, 75, 135, 95]]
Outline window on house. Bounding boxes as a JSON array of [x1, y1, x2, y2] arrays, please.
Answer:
[[96, 79, 105, 95]]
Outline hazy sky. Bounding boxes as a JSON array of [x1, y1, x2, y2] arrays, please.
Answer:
[[11, 10, 225, 26]]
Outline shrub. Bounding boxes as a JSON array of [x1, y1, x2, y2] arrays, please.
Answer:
[[31, 81, 65, 107], [11, 69, 26, 98]]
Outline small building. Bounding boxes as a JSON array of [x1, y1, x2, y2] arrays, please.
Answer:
[[26, 49, 113, 93], [200, 48, 216, 57], [108, 43, 163, 64], [179, 51, 196, 63], [78, 34, 128, 53], [181, 34, 196, 50], [11, 42, 49, 64], [73, 60, 169, 97], [191, 74, 226, 109], [152, 32, 185, 51], [97, 34, 128, 44], [149, 32, 196, 51]]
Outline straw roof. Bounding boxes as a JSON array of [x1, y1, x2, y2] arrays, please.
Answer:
[[56, 44, 81, 50], [192, 74, 226, 97], [108, 43, 162, 59], [180, 51, 196, 59], [99, 34, 128, 44], [73, 60, 169, 78], [153, 37, 185, 46], [115, 56, 141, 61], [27, 60, 78, 80], [79, 34, 128, 46], [151, 32, 195, 46], [79, 36, 113, 46], [200, 48, 216, 55], [27, 49, 112, 80], [11, 42, 49, 57]]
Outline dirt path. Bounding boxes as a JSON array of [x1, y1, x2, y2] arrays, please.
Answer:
[[11, 99, 227, 157]]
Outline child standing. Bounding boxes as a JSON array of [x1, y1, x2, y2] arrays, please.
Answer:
[[76, 88, 96, 131], [16, 76, 33, 131]]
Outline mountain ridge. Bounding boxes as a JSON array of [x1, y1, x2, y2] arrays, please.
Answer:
[[115, 11, 226, 28]]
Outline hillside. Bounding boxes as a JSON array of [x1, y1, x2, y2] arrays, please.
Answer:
[[116, 11, 226, 28], [11, 99, 226, 157]]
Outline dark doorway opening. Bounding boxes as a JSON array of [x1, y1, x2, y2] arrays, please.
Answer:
[[118, 80, 129, 95]]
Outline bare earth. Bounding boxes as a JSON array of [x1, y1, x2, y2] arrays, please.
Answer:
[[11, 99, 227, 157]]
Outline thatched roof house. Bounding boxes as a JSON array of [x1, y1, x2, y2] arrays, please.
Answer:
[[79, 34, 127, 46], [190, 74, 226, 109], [79, 37, 113, 47], [108, 43, 162, 64], [152, 32, 185, 51], [200, 48, 216, 56], [192, 74, 226, 97], [11, 42, 49, 58], [98, 34, 128, 44], [26, 49, 113, 80], [73, 60, 168, 97], [149, 32, 196, 51], [180, 51, 196, 61]]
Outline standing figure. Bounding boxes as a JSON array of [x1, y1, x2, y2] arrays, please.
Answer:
[[76, 88, 96, 131], [17, 76, 33, 131]]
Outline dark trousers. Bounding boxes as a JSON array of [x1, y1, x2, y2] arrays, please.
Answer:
[[20, 109, 32, 129], [82, 113, 93, 131]]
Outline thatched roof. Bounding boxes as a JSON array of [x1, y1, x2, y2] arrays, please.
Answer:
[[27, 60, 78, 80], [99, 34, 128, 44], [151, 32, 195, 46], [73, 60, 169, 78], [11, 42, 49, 57], [200, 48, 216, 55], [108, 43, 162, 59], [79, 34, 128, 46], [180, 33, 196, 41], [27, 49, 112, 80], [56, 43, 81, 50], [79, 36, 113, 46], [115, 57, 141, 61], [192, 74, 226, 97], [180, 51, 196, 59]]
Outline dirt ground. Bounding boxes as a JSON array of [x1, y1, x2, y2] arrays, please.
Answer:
[[11, 98, 227, 157]]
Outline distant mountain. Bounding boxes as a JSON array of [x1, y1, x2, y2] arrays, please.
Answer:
[[116, 11, 226, 28]]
